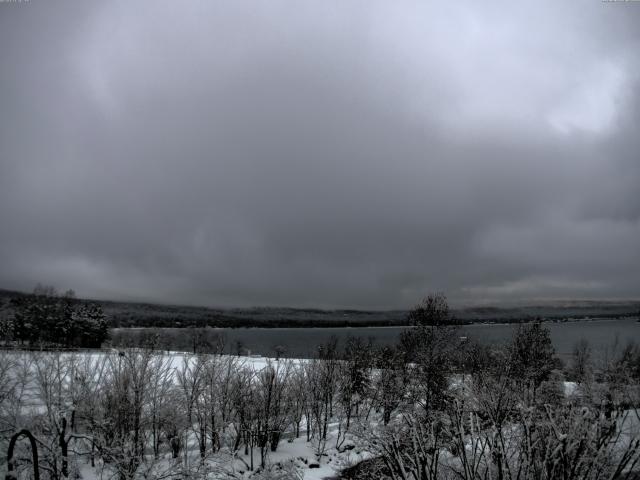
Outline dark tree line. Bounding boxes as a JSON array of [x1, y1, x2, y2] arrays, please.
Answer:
[[2, 285, 108, 348]]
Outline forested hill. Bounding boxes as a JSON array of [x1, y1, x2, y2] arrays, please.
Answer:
[[0, 288, 638, 328]]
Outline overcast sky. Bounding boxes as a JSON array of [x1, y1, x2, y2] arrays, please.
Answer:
[[1, 0, 639, 309]]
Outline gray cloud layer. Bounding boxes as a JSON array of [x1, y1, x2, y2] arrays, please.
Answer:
[[1, 0, 639, 308]]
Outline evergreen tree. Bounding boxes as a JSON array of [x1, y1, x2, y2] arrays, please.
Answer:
[[509, 322, 556, 395], [9, 285, 108, 347]]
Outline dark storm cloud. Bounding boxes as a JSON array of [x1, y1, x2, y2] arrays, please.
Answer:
[[1, 0, 639, 308]]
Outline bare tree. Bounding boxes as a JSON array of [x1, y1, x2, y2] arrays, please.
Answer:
[[288, 365, 307, 440], [337, 337, 373, 432], [176, 353, 209, 460], [407, 293, 451, 327], [253, 359, 294, 467], [401, 294, 462, 414], [372, 346, 407, 426], [28, 353, 87, 480], [571, 338, 593, 383], [96, 350, 155, 480], [147, 354, 175, 459]]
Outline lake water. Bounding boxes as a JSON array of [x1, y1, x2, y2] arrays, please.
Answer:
[[114, 318, 639, 359]]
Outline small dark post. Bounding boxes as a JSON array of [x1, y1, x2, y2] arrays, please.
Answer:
[[6, 429, 40, 480]]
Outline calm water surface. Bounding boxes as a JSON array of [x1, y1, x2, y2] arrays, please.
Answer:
[[160, 318, 639, 358]]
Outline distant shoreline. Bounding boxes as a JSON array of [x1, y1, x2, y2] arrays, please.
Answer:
[[110, 315, 640, 330], [2, 287, 639, 329]]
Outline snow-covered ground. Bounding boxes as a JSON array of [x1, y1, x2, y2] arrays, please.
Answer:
[[72, 429, 364, 480], [1, 350, 354, 479], [2, 349, 638, 480]]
